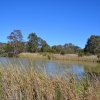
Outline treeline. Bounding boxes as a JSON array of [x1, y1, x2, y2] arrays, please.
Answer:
[[0, 30, 100, 57]]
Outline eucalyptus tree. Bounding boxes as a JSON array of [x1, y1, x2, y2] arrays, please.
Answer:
[[84, 35, 100, 54], [7, 30, 24, 56], [27, 33, 42, 52], [41, 40, 50, 52], [27, 33, 50, 53]]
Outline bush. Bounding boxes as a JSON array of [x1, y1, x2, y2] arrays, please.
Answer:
[[48, 55, 51, 59], [97, 54, 100, 58], [1, 53, 8, 57], [60, 50, 65, 55], [8, 52, 15, 57], [85, 52, 91, 56], [50, 49, 56, 54], [78, 50, 84, 57]]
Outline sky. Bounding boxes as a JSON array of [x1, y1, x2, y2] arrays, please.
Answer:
[[0, 0, 100, 48]]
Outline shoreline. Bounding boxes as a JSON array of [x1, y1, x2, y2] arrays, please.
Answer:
[[18, 53, 99, 62]]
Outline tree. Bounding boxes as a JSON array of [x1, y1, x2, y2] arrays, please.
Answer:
[[60, 50, 65, 55], [52, 45, 63, 54], [7, 30, 24, 56], [63, 43, 80, 54], [0, 42, 7, 55], [97, 54, 100, 58], [78, 49, 84, 57], [27, 33, 50, 53], [41, 40, 50, 52], [27, 33, 42, 52], [52, 43, 80, 54], [84, 35, 100, 54]]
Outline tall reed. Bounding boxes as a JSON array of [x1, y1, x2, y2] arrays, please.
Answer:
[[0, 63, 100, 100]]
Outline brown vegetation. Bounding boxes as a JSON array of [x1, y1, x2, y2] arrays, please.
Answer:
[[18, 53, 99, 62], [0, 64, 100, 100]]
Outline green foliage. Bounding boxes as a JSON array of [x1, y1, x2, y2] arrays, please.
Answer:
[[84, 35, 100, 54], [64, 43, 80, 54], [7, 30, 24, 55], [0, 42, 6, 55], [60, 50, 65, 55], [41, 40, 50, 52], [50, 48, 56, 53], [27, 33, 50, 53], [97, 54, 100, 58], [0, 53, 8, 57], [27, 33, 39, 52], [52, 45, 63, 54], [8, 52, 15, 57], [55, 85, 62, 100], [78, 49, 84, 57], [52, 43, 80, 54], [47, 55, 51, 59], [85, 52, 91, 56]]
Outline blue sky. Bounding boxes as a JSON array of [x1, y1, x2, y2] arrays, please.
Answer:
[[0, 0, 100, 48]]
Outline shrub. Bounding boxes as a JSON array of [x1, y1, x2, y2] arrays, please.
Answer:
[[48, 55, 51, 59], [8, 52, 15, 57], [97, 54, 100, 58], [85, 52, 91, 56], [78, 50, 84, 57], [50, 49, 56, 54], [0, 53, 8, 57], [60, 50, 65, 55]]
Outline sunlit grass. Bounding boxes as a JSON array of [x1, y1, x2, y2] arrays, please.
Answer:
[[53, 54, 98, 62], [18, 53, 99, 62], [0, 62, 100, 100]]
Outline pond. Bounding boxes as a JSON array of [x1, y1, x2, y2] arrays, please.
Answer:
[[0, 57, 100, 78]]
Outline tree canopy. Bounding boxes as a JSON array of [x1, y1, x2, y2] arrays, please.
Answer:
[[52, 43, 80, 54], [3, 29, 100, 57], [27, 33, 50, 52], [84, 35, 100, 54], [7, 30, 24, 55]]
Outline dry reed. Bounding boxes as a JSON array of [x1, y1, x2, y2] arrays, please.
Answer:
[[0, 63, 100, 100], [18, 53, 99, 62]]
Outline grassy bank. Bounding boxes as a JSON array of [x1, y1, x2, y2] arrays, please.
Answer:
[[18, 53, 99, 62], [53, 54, 98, 62], [0, 64, 100, 100], [18, 53, 47, 59]]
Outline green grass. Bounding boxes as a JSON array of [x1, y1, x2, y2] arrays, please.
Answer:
[[0, 63, 100, 100]]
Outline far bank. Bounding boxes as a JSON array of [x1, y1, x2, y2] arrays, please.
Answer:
[[18, 53, 99, 62]]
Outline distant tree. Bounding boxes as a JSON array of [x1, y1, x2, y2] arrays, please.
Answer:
[[78, 49, 84, 57], [5, 43, 12, 53], [27, 33, 51, 53], [97, 54, 100, 58], [27, 33, 49, 52], [52, 45, 63, 54], [63, 43, 80, 54], [52, 43, 80, 54], [41, 40, 50, 52], [84, 35, 100, 54], [27, 33, 39, 52], [60, 49, 65, 55], [0, 42, 7, 54], [50, 48, 56, 53], [7, 30, 24, 56]]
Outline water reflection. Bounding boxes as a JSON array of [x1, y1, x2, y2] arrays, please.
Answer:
[[0, 57, 100, 78]]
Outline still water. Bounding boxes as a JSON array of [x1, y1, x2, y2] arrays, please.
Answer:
[[0, 57, 100, 77]]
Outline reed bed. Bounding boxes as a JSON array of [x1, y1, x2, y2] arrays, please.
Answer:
[[53, 54, 98, 62], [18, 53, 99, 62], [18, 53, 46, 59], [0, 63, 100, 100]]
